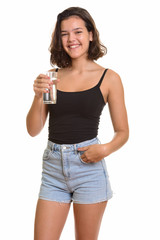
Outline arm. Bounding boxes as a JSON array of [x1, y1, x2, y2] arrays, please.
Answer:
[[104, 70, 129, 155], [26, 96, 48, 137], [78, 70, 129, 163], [26, 73, 53, 137]]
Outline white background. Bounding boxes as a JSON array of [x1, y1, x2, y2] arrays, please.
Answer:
[[0, 0, 160, 239]]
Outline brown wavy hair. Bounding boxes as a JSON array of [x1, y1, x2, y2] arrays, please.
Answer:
[[49, 7, 107, 68]]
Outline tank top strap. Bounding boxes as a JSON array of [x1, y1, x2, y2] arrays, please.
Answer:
[[97, 69, 108, 87]]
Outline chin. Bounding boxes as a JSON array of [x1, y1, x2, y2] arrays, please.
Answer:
[[68, 52, 88, 60]]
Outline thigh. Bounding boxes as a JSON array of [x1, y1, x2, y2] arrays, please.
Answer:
[[34, 199, 71, 240], [73, 201, 107, 240]]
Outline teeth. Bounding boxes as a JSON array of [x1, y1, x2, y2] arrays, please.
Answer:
[[69, 45, 79, 49]]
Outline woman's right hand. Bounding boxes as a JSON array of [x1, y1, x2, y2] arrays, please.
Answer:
[[33, 74, 53, 99]]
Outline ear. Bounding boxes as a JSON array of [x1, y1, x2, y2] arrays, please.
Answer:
[[89, 31, 93, 41]]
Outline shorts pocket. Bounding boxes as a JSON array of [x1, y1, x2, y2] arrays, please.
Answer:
[[43, 148, 51, 161], [78, 151, 89, 165]]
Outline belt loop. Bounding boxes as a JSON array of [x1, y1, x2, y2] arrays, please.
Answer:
[[97, 137, 101, 144], [51, 143, 55, 151], [74, 144, 77, 154]]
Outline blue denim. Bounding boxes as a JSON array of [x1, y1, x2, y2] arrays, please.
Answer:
[[39, 137, 113, 204]]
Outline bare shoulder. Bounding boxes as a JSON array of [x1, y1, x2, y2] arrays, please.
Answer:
[[105, 69, 124, 92], [106, 69, 121, 83]]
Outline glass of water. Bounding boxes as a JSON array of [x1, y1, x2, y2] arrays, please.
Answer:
[[43, 71, 57, 104]]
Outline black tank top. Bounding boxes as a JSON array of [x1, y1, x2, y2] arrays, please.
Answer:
[[48, 69, 108, 144]]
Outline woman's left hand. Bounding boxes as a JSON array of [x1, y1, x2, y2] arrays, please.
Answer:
[[78, 144, 108, 163]]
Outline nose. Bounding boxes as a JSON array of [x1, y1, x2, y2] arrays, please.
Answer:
[[68, 32, 75, 42]]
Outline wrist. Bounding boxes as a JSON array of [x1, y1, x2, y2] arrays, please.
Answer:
[[102, 143, 112, 157], [34, 94, 43, 102], [33, 95, 44, 112]]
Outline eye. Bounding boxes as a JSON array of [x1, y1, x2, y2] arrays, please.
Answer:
[[75, 31, 82, 34], [61, 33, 68, 37]]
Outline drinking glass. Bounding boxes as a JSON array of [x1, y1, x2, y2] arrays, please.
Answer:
[[43, 71, 57, 104]]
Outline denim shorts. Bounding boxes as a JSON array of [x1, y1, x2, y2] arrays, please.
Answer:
[[39, 137, 113, 204]]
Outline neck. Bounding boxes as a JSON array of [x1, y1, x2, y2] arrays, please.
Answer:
[[70, 58, 95, 73]]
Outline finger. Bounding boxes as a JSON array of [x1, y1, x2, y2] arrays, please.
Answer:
[[81, 155, 88, 162], [38, 74, 50, 79], [35, 78, 52, 84], [81, 153, 88, 160], [33, 86, 49, 93], [78, 146, 89, 151], [34, 79, 53, 91], [34, 81, 51, 89]]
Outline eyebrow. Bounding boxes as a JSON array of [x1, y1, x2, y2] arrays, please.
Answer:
[[61, 27, 83, 33]]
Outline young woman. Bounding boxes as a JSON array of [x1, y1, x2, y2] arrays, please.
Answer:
[[26, 7, 129, 240]]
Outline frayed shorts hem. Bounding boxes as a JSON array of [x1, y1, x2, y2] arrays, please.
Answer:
[[38, 194, 113, 204], [72, 195, 113, 204], [39, 197, 71, 204]]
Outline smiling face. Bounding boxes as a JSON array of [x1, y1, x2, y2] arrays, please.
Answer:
[[60, 16, 93, 60]]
